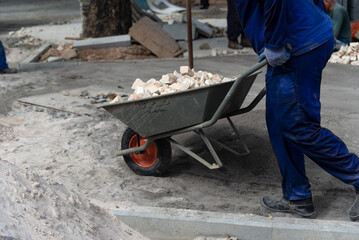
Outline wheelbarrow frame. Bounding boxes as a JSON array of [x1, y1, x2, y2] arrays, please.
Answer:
[[111, 60, 268, 170]]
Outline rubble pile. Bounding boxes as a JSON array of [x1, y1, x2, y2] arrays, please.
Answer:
[[7, 28, 44, 48], [111, 66, 234, 103], [329, 43, 359, 66], [40, 43, 78, 62], [79, 90, 127, 104]]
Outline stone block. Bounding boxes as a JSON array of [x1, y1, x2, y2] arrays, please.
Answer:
[[131, 78, 145, 90], [61, 48, 78, 60], [169, 82, 183, 91], [47, 57, 63, 63], [180, 66, 194, 76], [182, 14, 214, 38], [162, 23, 196, 40], [22, 44, 52, 63], [73, 35, 131, 50]]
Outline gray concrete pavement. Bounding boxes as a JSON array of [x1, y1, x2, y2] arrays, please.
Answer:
[[1, 56, 359, 239], [0, 0, 80, 31]]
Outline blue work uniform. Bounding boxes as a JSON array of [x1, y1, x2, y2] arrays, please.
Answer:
[[234, 0, 359, 200], [0, 41, 9, 70]]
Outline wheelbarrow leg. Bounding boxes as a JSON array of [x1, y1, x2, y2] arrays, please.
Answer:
[[227, 117, 250, 156], [195, 129, 223, 168], [168, 138, 220, 169]]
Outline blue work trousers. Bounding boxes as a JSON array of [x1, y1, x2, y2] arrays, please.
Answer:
[[266, 38, 359, 200], [0, 41, 8, 70]]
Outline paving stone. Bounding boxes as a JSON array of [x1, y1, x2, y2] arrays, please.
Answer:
[[73, 35, 131, 50], [182, 14, 214, 38], [162, 23, 196, 40]]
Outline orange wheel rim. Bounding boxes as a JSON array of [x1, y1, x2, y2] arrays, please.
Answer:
[[129, 135, 157, 168]]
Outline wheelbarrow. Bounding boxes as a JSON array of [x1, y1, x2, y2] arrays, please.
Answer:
[[101, 60, 268, 176]]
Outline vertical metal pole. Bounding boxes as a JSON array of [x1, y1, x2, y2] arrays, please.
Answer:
[[186, 0, 194, 69]]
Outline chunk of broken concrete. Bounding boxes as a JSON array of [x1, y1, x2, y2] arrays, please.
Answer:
[[47, 56, 63, 62], [61, 48, 78, 60], [180, 66, 194, 77], [131, 78, 145, 90]]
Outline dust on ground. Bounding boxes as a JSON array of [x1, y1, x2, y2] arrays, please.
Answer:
[[0, 56, 358, 223], [0, 158, 148, 239]]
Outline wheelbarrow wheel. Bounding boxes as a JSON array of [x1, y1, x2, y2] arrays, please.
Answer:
[[121, 128, 171, 176]]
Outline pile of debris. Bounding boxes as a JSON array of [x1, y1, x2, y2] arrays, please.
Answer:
[[7, 28, 44, 49], [111, 66, 234, 103], [39, 43, 78, 62], [79, 90, 128, 104], [39, 43, 155, 62], [329, 43, 359, 65], [38, 0, 220, 63]]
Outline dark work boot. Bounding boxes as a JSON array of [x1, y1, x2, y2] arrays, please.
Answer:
[[228, 40, 243, 50], [261, 195, 317, 219], [0, 68, 17, 74], [348, 188, 359, 221]]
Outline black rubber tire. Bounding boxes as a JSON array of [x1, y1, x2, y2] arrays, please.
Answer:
[[121, 128, 172, 176]]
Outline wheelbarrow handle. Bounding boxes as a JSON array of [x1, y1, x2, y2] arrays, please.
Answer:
[[201, 58, 268, 128]]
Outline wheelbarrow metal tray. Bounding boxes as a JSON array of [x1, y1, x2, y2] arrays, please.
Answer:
[[102, 74, 258, 137]]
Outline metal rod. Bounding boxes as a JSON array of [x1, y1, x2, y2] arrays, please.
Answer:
[[17, 100, 82, 116], [222, 87, 267, 118], [168, 138, 219, 169], [186, 0, 193, 69], [196, 129, 223, 168], [198, 135, 241, 156], [227, 117, 250, 155], [116, 138, 154, 156]]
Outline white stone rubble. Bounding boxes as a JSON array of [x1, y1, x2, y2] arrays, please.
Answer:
[[112, 66, 235, 102], [329, 43, 359, 65]]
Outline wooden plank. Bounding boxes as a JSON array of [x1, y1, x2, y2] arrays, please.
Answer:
[[129, 16, 180, 58]]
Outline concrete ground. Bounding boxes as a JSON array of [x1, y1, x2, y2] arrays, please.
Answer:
[[1, 1, 359, 238], [0, 56, 359, 225], [0, 0, 80, 31]]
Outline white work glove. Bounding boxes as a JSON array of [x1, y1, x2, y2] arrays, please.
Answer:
[[262, 47, 290, 67]]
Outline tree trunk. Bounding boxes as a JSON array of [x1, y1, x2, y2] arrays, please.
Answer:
[[82, 0, 132, 38]]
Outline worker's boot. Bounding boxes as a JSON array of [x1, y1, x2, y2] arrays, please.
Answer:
[[0, 68, 17, 74], [261, 195, 317, 219], [228, 40, 243, 50], [348, 188, 359, 221]]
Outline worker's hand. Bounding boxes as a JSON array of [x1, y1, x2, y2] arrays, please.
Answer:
[[262, 47, 290, 67]]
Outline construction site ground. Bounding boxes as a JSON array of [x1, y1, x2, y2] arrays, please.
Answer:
[[1, 0, 359, 238], [1, 56, 359, 222]]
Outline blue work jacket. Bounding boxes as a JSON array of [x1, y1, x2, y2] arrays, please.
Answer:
[[234, 0, 333, 56]]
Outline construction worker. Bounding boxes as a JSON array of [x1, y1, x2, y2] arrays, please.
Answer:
[[323, 0, 351, 46], [233, 0, 359, 220], [0, 41, 17, 74]]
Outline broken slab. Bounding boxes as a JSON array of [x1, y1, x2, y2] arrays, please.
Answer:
[[22, 44, 52, 63], [162, 23, 197, 40], [182, 14, 214, 38], [129, 16, 180, 58], [47, 56, 63, 62], [61, 48, 78, 60], [73, 35, 131, 50]]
